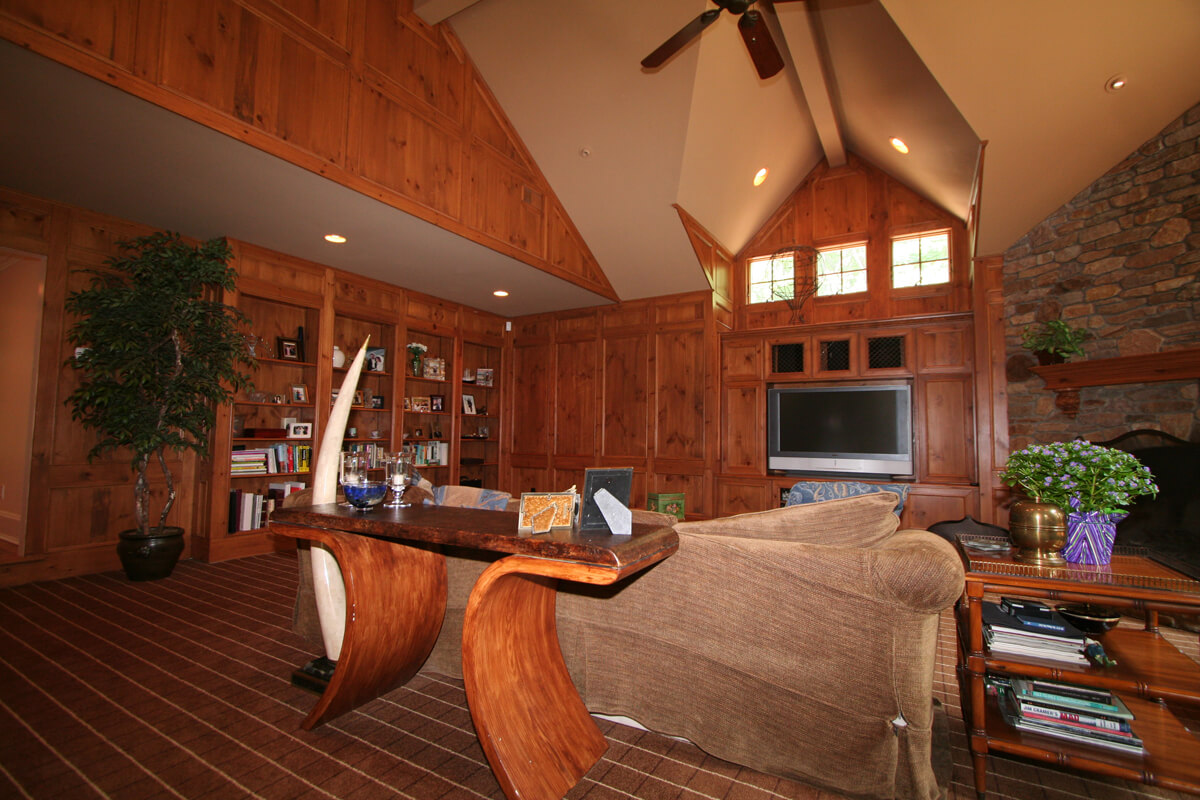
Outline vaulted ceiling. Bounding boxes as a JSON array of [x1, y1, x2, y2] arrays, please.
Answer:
[[2, 1, 1198, 314], [444, 0, 1200, 302]]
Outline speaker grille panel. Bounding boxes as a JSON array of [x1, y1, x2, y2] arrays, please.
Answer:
[[820, 340, 851, 372], [771, 342, 805, 373], [867, 336, 905, 369]]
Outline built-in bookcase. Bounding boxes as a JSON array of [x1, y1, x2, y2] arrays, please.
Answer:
[[459, 339, 501, 489]]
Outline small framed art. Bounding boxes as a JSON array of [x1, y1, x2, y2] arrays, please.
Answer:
[[423, 357, 446, 380], [580, 468, 634, 531], [290, 383, 309, 404], [277, 337, 301, 361], [517, 492, 579, 534], [462, 394, 476, 415], [431, 394, 445, 412], [287, 422, 312, 438], [475, 368, 494, 386]]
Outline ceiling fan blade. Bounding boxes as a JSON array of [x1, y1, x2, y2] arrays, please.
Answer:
[[641, 9, 722, 69], [738, 10, 785, 79]]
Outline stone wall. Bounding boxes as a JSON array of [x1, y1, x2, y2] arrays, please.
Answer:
[[1003, 101, 1200, 450]]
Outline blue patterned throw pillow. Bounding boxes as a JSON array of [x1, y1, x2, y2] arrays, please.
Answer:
[[786, 480, 909, 515]]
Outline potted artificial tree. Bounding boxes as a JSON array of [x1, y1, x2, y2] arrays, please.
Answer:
[[65, 232, 255, 580]]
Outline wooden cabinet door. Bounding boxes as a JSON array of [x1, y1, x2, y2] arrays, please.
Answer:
[[722, 384, 764, 474]]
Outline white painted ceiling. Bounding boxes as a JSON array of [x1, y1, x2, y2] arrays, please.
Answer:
[[2, 1, 1198, 315]]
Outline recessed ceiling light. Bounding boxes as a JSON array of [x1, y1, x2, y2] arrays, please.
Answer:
[[324, 234, 347, 243], [753, 168, 768, 186], [1105, 74, 1127, 93], [890, 137, 909, 155], [493, 290, 509, 297]]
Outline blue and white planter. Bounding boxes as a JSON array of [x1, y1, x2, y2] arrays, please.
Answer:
[[1061, 497, 1127, 566]]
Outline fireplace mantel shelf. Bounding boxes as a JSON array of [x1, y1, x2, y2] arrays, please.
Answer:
[[1031, 347, 1200, 417]]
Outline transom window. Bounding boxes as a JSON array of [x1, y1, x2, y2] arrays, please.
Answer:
[[747, 252, 795, 304], [815, 244, 867, 296], [892, 231, 950, 288]]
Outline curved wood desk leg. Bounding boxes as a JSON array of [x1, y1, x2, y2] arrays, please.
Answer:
[[462, 555, 607, 800], [273, 524, 447, 730]]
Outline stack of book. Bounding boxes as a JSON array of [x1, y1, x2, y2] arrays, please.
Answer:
[[992, 676, 1143, 756], [230, 444, 312, 475], [982, 599, 1094, 664]]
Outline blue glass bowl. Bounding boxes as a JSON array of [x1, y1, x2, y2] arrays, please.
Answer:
[[343, 481, 388, 510]]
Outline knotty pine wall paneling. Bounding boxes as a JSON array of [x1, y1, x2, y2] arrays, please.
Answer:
[[507, 316, 554, 493], [0, 0, 614, 302], [552, 312, 600, 465], [505, 292, 717, 517]]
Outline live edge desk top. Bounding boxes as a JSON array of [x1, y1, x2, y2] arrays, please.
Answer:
[[270, 503, 678, 800], [272, 502, 679, 579]]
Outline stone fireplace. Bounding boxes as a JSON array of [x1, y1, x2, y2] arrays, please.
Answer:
[[1001, 100, 1199, 451]]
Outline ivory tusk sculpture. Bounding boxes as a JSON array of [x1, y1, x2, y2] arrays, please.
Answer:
[[310, 337, 370, 661]]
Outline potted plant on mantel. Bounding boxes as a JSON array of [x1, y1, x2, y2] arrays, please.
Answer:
[[1021, 318, 1090, 365], [65, 232, 256, 581]]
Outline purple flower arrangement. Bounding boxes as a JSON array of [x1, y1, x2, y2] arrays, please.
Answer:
[[1000, 441, 1157, 564]]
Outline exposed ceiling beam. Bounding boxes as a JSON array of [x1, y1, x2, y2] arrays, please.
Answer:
[[772, 1, 846, 167], [413, 0, 483, 26]]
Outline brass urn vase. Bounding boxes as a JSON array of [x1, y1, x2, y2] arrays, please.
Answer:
[[1008, 499, 1067, 565]]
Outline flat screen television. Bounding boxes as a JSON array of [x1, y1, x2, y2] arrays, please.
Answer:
[[767, 384, 914, 477]]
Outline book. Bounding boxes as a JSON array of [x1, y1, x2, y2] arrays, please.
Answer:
[[1016, 699, 1134, 733], [997, 687, 1144, 756], [983, 601, 1084, 640], [1000, 597, 1072, 633], [1010, 678, 1134, 720]]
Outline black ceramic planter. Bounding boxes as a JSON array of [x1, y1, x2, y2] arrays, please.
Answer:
[[117, 527, 185, 581]]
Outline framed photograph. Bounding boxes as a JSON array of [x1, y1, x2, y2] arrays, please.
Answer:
[[517, 492, 579, 534], [287, 422, 312, 438], [580, 468, 634, 531], [271, 394, 285, 404], [353, 390, 364, 407], [277, 337, 301, 361], [365, 347, 387, 373], [289, 383, 309, 404], [403, 396, 411, 411], [412, 396, 432, 413], [423, 357, 446, 380], [370, 395, 386, 409], [475, 368, 494, 387], [431, 394, 445, 412], [462, 394, 476, 415]]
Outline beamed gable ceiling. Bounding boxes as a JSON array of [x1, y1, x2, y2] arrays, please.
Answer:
[[1, 0, 1199, 314]]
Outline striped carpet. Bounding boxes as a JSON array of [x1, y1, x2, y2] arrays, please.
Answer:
[[0, 551, 1194, 800]]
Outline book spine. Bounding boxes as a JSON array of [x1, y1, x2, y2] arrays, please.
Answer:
[[1021, 688, 1125, 715], [1027, 679, 1111, 701], [1018, 701, 1132, 732]]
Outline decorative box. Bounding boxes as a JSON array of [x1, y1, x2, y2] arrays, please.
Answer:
[[647, 492, 685, 520]]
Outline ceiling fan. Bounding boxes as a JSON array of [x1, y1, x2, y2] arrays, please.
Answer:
[[641, 0, 805, 80]]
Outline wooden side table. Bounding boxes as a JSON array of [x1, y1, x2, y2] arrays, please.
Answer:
[[954, 536, 1200, 799]]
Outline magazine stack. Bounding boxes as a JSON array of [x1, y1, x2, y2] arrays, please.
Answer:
[[991, 676, 1143, 756], [982, 598, 1097, 665]]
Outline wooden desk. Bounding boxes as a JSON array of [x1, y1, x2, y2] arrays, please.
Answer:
[[954, 536, 1200, 799], [271, 503, 678, 800]]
